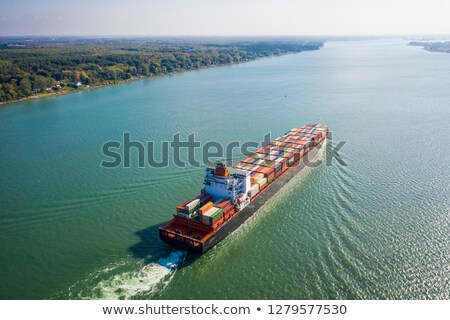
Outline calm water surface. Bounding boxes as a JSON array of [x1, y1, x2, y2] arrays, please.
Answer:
[[0, 40, 449, 299]]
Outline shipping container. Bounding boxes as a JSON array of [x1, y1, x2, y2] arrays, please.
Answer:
[[201, 207, 224, 226], [212, 215, 225, 229], [248, 183, 260, 198], [186, 199, 200, 213], [199, 202, 214, 214], [233, 162, 257, 171], [251, 173, 264, 183], [255, 159, 276, 169], [242, 156, 255, 163], [176, 200, 190, 213], [257, 177, 268, 189], [215, 199, 232, 209]]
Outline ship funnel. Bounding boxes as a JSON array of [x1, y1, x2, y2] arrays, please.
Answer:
[[215, 161, 230, 177]]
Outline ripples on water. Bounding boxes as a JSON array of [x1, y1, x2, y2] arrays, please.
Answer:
[[0, 40, 449, 299]]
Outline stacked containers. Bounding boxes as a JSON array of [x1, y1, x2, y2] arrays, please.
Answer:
[[176, 194, 212, 217], [282, 147, 296, 153], [253, 159, 277, 168], [186, 199, 200, 214], [215, 199, 234, 213], [248, 183, 260, 198], [252, 166, 274, 180], [275, 157, 288, 172], [251, 173, 264, 184], [267, 170, 275, 183], [234, 162, 257, 171], [256, 148, 280, 156], [242, 156, 255, 163], [176, 200, 190, 214], [287, 153, 296, 166], [243, 157, 269, 166], [234, 125, 327, 196], [254, 174, 267, 190], [199, 201, 214, 214], [214, 199, 235, 221], [273, 162, 283, 176], [175, 199, 201, 218], [201, 207, 224, 226], [276, 150, 296, 166]]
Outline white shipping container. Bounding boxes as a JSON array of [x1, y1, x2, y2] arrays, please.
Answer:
[[186, 199, 200, 210], [257, 178, 267, 188], [253, 153, 266, 159], [252, 173, 263, 181], [255, 175, 265, 183], [203, 206, 219, 217], [248, 184, 260, 197], [253, 159, 266, 165]]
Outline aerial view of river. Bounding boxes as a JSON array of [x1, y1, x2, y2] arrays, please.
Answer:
[[0, 39, 448, 299]]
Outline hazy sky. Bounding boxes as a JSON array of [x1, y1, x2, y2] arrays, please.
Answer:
[[1, 0, 449, 36]]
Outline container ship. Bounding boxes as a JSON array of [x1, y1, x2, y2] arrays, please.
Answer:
[[159, 124, 328, 253]]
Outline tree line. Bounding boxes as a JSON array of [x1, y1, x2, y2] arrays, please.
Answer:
[[0, 38, 323, 103]]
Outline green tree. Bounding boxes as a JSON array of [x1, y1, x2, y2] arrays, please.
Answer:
[[19, 78, 32, 96]]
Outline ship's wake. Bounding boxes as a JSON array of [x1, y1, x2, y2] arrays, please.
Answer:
[[66, 251, 186, 300]]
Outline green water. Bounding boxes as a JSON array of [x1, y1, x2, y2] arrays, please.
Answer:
[[0, 40, 448, 300]]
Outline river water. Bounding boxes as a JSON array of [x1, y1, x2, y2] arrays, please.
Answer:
[[0, 39, 448, 299]]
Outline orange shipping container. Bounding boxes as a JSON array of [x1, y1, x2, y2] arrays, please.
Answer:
[[215, 199, 232, 209], [242, 156, 255, 163], [253, 166, 274, 177], [221, 204, 235, 215], [251, 173, 264, 183], [199, 202, 214, 214]]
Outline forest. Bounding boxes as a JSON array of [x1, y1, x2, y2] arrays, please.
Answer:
[[0, 37, 323, 103]]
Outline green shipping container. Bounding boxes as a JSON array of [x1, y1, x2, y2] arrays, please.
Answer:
[[188, 204, 200, 213], [210, 208, 223, 221]]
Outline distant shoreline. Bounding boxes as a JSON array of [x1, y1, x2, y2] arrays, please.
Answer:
[[408, 41, 450, 53], [0, 58, 261, 107], [0, 50, 318, 107], [0, 79, 131, 107]]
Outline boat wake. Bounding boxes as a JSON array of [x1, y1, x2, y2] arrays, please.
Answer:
[[67, 251, 186, 300]]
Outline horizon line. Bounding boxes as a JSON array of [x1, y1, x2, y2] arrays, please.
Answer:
[[1, 34, 450, 38]]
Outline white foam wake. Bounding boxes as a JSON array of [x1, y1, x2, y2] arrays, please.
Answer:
[[85, 251, 186, 300]]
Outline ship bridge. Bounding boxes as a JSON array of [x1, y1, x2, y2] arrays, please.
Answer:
[[203, 161, 251, 203]]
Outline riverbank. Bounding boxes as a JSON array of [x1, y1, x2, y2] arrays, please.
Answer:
[[0, 37, 323, 105], [0, 80, 131, 107], [0, 54, 295, 107]]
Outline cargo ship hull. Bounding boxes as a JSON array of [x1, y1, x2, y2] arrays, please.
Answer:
[[160, 136, 326, 254]]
